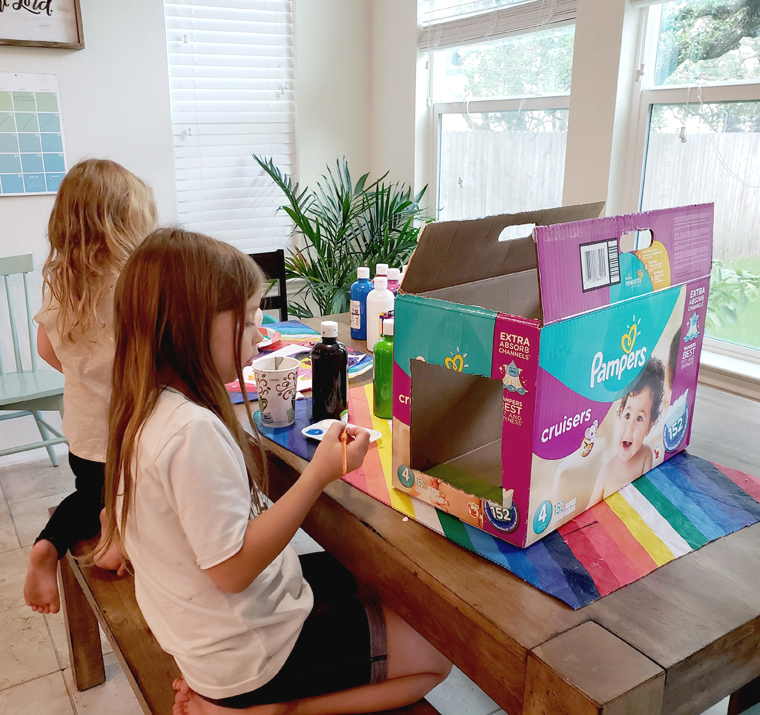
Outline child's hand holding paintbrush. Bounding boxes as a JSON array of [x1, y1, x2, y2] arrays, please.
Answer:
[[305, 421, 370, 489]]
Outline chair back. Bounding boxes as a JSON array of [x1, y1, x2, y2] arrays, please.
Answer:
[[0, 254, 38, 376], [249, 249, 288, 322]]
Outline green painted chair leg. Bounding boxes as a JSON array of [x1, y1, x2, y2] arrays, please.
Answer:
[[33, 411, 59, 467]]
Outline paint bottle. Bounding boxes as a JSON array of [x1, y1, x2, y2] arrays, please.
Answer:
[[373, 318, 394, 419], [375, 263, 388, 281], [387, 267, 401, 294], [366, 277, 395, 352], [311, 320, 348, 422], [350, 267, 373, 340]]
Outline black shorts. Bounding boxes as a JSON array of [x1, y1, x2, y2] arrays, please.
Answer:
[[199, 551, 388, 709], [35, 452, 105, 559]]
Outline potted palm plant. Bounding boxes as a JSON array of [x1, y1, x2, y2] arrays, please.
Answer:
[[253, 155, 430, 317]]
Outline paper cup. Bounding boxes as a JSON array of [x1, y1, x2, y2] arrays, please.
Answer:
[[252, 355, 300, 428]]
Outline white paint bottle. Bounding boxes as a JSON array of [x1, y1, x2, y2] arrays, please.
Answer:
[[366, 276, 395, 352]]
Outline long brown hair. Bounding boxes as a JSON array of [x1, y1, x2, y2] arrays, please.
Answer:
[[43, 159, 158, 341], [99, 228, 268, 562]]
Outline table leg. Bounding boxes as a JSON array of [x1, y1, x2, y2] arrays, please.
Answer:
[[728, 676, 760, 715], [60, 554, 106, 690]]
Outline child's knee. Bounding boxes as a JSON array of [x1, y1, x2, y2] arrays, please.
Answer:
[[432, 652, 453, 681], [418, 639, 452, 682]]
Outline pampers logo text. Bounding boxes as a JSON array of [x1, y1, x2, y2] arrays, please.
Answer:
[[589, 318, 647, 389]]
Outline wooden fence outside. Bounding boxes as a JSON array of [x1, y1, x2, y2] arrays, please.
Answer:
[[440, 129, 760, 261], [439, 130, 566, 223], [643, 132, 760, 261]]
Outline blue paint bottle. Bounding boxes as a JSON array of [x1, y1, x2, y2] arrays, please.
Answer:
[[350, 267, 372, 340]]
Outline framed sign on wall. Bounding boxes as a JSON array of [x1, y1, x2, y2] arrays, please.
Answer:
[[0, 0, 84, 50]]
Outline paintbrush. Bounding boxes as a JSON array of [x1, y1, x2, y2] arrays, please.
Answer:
[[340, 409, 349, 475]]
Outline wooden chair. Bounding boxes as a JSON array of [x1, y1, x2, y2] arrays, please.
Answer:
[[0, 254, 65, 466], [250, 249, 288, 322]]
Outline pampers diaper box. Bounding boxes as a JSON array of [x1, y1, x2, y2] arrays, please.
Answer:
[[391, 203, 713, 547]]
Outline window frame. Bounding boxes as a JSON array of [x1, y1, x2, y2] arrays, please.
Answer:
[[624, 2, 760, 375], [419, 0, 760, 385]]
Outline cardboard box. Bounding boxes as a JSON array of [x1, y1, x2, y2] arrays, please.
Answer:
[[391, 203, 713, 547]]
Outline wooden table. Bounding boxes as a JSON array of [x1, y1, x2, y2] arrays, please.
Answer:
[[247, 314, 760, 715]]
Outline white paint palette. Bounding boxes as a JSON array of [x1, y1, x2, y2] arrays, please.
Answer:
[[302, 419, 382, 443]]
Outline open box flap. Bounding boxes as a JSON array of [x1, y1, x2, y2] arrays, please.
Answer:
[[536, 204, 714, 325], [402, 202, 605, 295], [421, 271, 542, 318]]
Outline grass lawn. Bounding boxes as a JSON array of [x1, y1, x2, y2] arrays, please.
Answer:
[[706, 255, 760, 351]]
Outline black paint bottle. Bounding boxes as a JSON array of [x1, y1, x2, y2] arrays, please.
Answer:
[[311, 320, 348, 421]]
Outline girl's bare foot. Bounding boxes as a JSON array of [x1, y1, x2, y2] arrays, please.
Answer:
[[172, 679, 227, 715], [171, 679, 292, 715], [172, 679, 193, 715], [24, 539, 60, 614], [94, 508, 127, 576], [94, 542, 126, 574]]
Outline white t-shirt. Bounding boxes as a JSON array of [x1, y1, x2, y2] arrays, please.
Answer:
[[119, 387, 313, 700], [34, 282, 116, 462]]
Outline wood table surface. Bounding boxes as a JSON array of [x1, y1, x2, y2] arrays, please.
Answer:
[[242, 313, 760, 715]]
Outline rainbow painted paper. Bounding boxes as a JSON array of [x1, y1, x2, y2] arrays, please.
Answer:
[[257, 383, 760, 609]]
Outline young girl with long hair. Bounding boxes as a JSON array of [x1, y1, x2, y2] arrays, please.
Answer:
[[100, 228, 450, 715], [24, 159, 157, 615]]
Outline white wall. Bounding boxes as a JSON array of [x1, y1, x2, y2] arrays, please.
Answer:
[[562, 0, 640, 214], [294, 0, 372, 188], [0, 0, 177, 465], [369, 0, 418, 189], [294, 0, 420, 191]]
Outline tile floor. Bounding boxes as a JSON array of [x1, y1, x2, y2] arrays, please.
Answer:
[[0, 455, 744, 715]]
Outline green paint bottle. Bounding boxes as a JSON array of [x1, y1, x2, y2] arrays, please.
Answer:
[[373, 318, 394, 419]]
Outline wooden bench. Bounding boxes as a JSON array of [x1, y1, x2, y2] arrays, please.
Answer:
[[60, 536, 441, 715]]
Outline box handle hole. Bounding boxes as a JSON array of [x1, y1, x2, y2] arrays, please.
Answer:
[[499, 223, 536, 242], [619, 230, 653, 253]]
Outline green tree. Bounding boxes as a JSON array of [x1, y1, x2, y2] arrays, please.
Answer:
[[650, 0, 760, 132], [446, 0, 760, 133], [444, 26, 573, 132], [445, 0, 760, 121], [656, 0, 760, 85]]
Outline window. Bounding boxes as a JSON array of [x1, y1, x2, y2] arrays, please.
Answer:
[[418, 0, 760, 386], [422, 2, 575, 221], [164, 0, 295, 253], [635, 0, 760, 356]]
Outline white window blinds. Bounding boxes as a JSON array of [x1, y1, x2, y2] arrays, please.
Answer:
[[165, 0, 295, 253], [419, 0, 577, 51]]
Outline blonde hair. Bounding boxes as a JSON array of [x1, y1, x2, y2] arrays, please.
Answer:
[[43, 159, 158, 341], [99, 228, 268, 563]]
